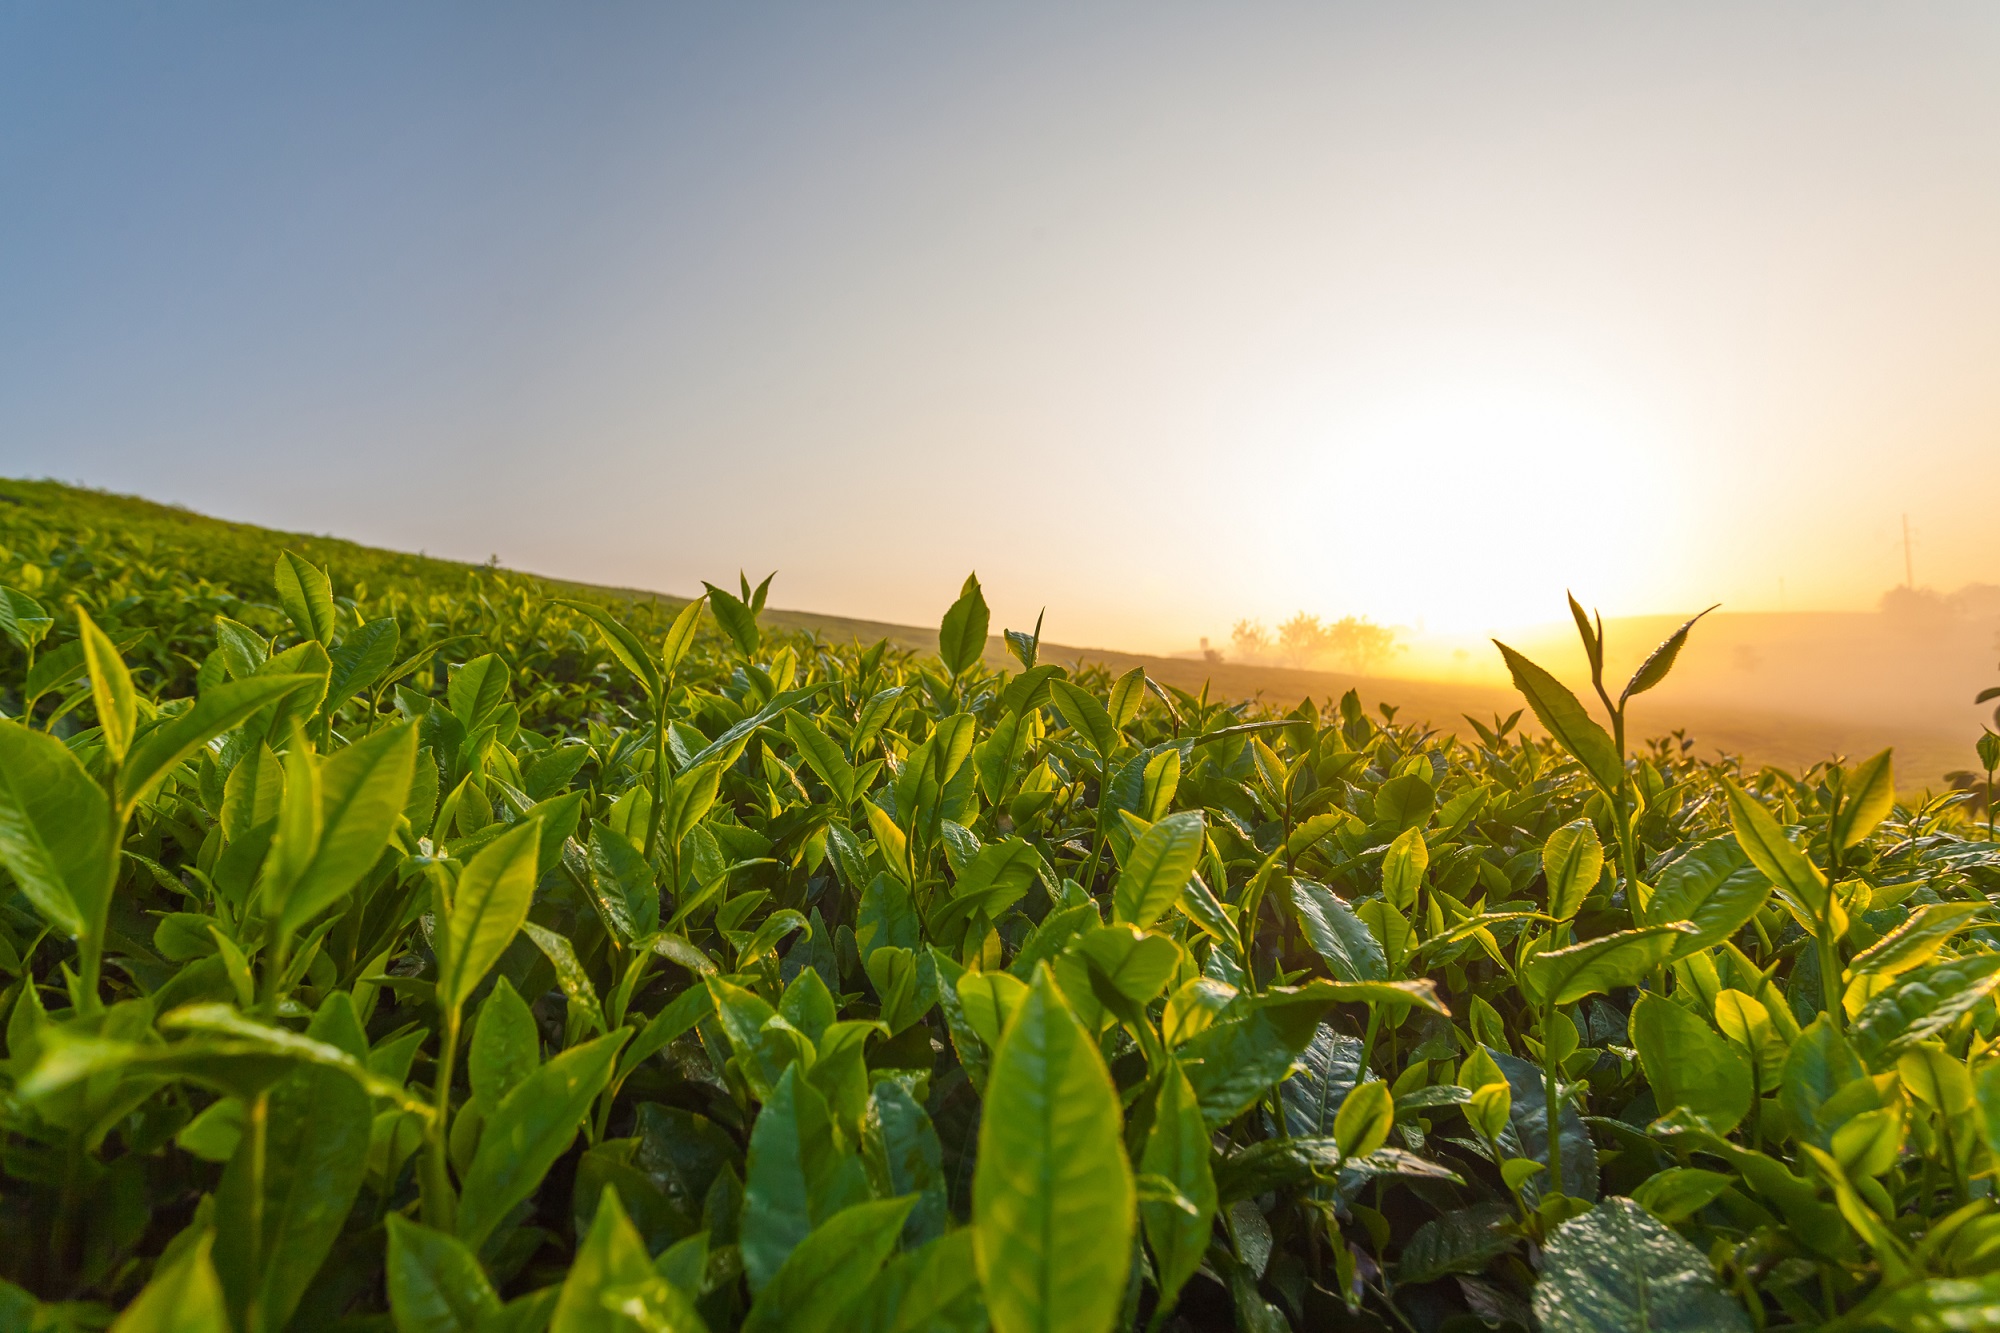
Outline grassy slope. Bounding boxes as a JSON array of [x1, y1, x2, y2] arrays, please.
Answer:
[[5, 478, 1971, 784]]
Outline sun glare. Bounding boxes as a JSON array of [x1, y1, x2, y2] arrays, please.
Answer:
[[1276, 377, 1684, 635]]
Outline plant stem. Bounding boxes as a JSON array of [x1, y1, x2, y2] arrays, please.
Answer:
[[79, 790, 128, 1017], [1543, 998, 1563, 1199], [244, 1090, 271, 1333], [644, 698, 667, 861], [421, 1007, 462, 1231], [1818, 923, 1843, 1032], [1822, 799, 1845, 1030]]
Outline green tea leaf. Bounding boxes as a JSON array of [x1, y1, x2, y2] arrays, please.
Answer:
[[275, 551, 339, 645], [1629, 1168, 1734, 1224], [438, 818, 544, 1013], [1399, 1204, 1515, 1284], [1333, 1079, 1394, 1161], [1140, 1064, 1215, 1310], [277, 722, 418, 933], [386, 1214, 501, 1333], [559, 602, 662, 699], [457, 1029, 629, 1250], [325, 616, 400, 714], [1630, 994, 1754, 1134], [1493, 1049, 1598, 1204], [448, 655, 512, 729], [1106, 667, 1146, 730], [214, 1059, 374, 1333], [743, 1197, 917, 1333], [1648, 838, 1770, 955], [1287, 880, 1386, 983], [1833, 749, 1896, 852], [862, 1081, 948, 1247], [1523, 924, 1695, 1007], [1381, 826, 1428, 912], [110, 1229, 229, 1333], [974, 966, 1135, 1333], [469, 977, 540, 1111], [1290, 976, 1449, 1016], [0, 718, 110, 937], [1619, 606, 1716, 705], [1493, 642, 1622, 793], [1180, 991, 1326, 1129], [948, 837, 1041, 925], [742, 1065, 868, 1292], [1722, 781, 1828, 916], [785, 712, 856, 808], [1279, 1025, 1362, 1137], [937, 573, 990, 679], [78, 605, 137, 763], [1780, 1015, 1865, 1150], [1533, 1197, 1751, 1332], [1374, 773, 1434, 834], [1542, 820, 1603, 923], [120, 673, 321, 812], [1112, 811, 1204, 930], [1845, 1275, 2000, 1333], [1849, 902, 1986, 981], [1047, 679, 1120, 764], [549, 1185, 655, 1333], [0, 585, 51, 651], [702, 580, 763, 657], [845, 1229, 986, 1333], [661, 596, 706, 677], [1852, 952, 2000, 1064]]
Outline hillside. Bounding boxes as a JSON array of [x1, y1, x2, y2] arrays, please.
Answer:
[[3, 477, 1985, 785]]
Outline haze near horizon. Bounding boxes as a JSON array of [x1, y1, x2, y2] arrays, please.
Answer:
[[2, 4, 1996, 656]]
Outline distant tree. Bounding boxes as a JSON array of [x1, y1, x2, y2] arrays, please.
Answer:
[[1231, 618, 1271, 662], [1326, 615, 1399, 674], [1277, 612, 1327, 668]]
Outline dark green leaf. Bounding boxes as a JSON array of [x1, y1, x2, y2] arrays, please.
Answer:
[[456, 1029, 629, 1249], [386, 1215, 500, 1333], [1287, 881, 1386, 983], [1142, 1064, 1217, 1310], [1532, 1197, 1751, 1332], [743, 1197, 916, 1333], [862, 1082, 947, 1248], [1523, 925, 1695, 1007], [214, 1059, 373, 1333]]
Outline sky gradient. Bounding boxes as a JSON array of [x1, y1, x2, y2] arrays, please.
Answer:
[[3, 4, 1997, 653]]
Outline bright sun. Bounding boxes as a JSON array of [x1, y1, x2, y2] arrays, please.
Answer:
[[1275, 377, 1686, 634]]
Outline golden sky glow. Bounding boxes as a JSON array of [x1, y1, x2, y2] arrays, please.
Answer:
[[2, 6, 1997, 655]]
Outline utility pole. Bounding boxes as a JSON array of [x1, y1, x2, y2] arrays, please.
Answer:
[[1903, 513, 1915, 589]]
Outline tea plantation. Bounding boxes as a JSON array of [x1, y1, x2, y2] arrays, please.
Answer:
[[1, 480, 1998, 1332]]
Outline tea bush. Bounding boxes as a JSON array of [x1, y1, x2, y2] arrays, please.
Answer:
[[2, 482, 1999, 1333]]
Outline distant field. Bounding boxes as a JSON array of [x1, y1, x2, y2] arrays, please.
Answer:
[[500, 584, 1995, 790], [9, 477, 1987, 786]]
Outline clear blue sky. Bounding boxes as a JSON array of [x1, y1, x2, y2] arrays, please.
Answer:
[[4, 4, 1997, 650]]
